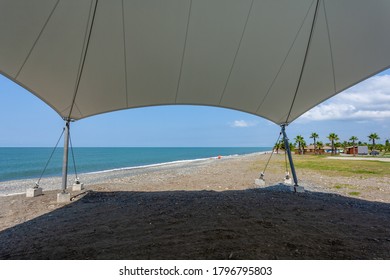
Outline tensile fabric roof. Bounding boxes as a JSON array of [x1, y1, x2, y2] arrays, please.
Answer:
[[1, 0, 390, 124]]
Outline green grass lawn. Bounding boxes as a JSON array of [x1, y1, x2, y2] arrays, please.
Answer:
[[251, 153, 390, 179], [293, 155, 390, 177], [251, 154, 388, 198]]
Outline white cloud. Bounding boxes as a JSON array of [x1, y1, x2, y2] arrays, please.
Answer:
[[230, 120, 256, 128], [299, 75, 390, 122]]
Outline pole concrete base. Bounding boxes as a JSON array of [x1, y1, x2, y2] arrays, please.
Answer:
[[26, 187, 43, 197], [284, 172, 293, 185], [72, 182, 84, 191], [284, 177, 293, 185], [57, 192, 71, 203], [255, 178, 266, 186], [289, 186, 305, 193]]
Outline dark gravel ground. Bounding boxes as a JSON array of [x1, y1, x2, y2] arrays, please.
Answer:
[[1, 186, 390, 260]]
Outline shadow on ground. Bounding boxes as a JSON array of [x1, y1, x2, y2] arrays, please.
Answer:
[[1, 186, 390, 259]]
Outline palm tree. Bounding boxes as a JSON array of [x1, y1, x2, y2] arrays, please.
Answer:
[[294, 135, 305, 155], [349, 136, 358, 156], [316, 141, 324, 153], [310, 132, 319, 154], [273, 140, 283, 154], [335, 141, 342, 154], [342, 140, 348, 149], [301, 139, 307, 153], [368, 133, 380, 151], [289, 142, 295, 152], [327, 133, 339, 155]]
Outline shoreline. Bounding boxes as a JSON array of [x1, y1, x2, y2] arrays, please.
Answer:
[[0, 147, 271, 182], [0, 151, 270, 196]]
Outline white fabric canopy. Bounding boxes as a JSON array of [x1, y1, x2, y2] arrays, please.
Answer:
[[1, 0, 390, 124]]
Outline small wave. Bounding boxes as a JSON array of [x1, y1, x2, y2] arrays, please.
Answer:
[[84, 157, 212, 175], [84, 150, 271, 175]]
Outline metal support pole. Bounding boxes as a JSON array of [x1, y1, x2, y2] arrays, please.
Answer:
[[61, 120, 70, 193], [281, 124, 299, 187]]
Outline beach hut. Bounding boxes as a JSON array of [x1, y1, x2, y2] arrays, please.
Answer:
[[345, 146, 358, 155], [323, 146, 333, 154], [296, 144, 326, 155], [1, 0, 390, 199]]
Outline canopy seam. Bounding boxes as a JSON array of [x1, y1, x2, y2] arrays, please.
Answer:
[[73, 0, 94, 91], [255, 0, 315, 114], [323, 0, 337, 93], [15, 0, 60, 79], [73, 103, 83, 118], [218, 0, 254, 106], [68, 0, 99, 120], [174, 0, 193, 103], [121, 0, 129, 107], [285, 0, 321, 123]]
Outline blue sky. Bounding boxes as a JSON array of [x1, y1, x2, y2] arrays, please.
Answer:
[[1, 70, 390, 147]]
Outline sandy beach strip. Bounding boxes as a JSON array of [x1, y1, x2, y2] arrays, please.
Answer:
[[0, 152, 269, 196]]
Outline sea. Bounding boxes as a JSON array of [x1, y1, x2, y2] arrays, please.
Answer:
[[0, 147, 271, 182]]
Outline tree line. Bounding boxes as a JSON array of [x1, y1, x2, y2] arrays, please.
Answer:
[[274, 132, 390, 155]]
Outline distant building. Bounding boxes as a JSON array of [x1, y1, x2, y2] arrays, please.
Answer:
[[323, 146, 336, 154], [345, 146, 368, 155], [345, 146, 358, 155], [305, 144, 316, 154], [358, 146, 369, 155], [294, 145, 331, 155]]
